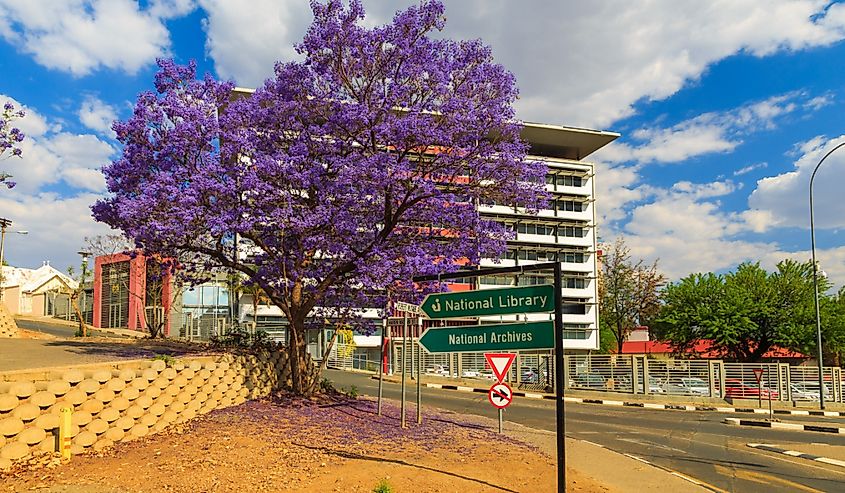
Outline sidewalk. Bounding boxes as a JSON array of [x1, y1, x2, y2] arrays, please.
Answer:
[[501, 420, 712, 492]]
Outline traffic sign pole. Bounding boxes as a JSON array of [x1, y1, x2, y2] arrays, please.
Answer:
[[400, 313, 407, 429], [410, 262, 566, 493], [377, 316, 385, 416], [417, 317, 423, 424], [554, 262, 566, 493]]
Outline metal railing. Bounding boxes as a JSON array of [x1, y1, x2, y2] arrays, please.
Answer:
[[335, 341, 845, 403]]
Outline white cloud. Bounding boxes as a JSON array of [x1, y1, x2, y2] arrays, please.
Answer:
[[199, 0, 310, 87], [805, 94, 834, 111], [593, 162, 655, 229], [1, 93, 113, 193], [417, 0, 845, 129], [0, 191, 114, 272], [148, 0, 197, 19], [734, 162, 768, 176], [0, 0, 176, 76], [78, 96, 118, 136], [602, 93, 816, 165], [193, 1, 845, 127], [748, 135, 845, 230], [670, 180, 740, 199]]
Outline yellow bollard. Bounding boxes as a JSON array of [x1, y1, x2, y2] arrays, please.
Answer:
[[58, 407, 72, 460]]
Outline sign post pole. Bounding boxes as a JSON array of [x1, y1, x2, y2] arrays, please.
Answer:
[[377, 317, 385, 416], [411, 263, 565, 492], [553, 262, 566, 493], [417, 317, 423, 424], [498, 408, 503, 434], [400, 313, 407, 428]]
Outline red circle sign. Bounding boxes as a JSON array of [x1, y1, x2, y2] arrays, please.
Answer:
[[488, 382, 513, 409]]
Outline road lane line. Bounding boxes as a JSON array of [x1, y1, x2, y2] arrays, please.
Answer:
[[671, 471, 704, 485]]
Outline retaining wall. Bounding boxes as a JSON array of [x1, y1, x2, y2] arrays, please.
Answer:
[[0, 304, 18, 338], [0, 349, 289, 469]]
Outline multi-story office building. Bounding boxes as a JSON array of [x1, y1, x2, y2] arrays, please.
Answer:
[[474, 123, 618, 351]]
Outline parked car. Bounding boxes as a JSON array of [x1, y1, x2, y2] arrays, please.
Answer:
[[664, 377, 709, 396], [610, 375, 666, 393], [572, 372, 607, 389], [724, 379, 779, 399], [520, 367, 547, 384], [461, 370, 481, 378], [425, 364, 450, 377], [644, 376, 666, 393], [789, 382, 829, 401]]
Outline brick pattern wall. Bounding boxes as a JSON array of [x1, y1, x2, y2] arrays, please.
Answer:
[[0, 304, 18, 338], [0, 350, 288, 469]]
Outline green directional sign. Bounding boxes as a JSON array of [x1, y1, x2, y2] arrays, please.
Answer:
[[418, 321, 555, 353], [420, 285, 555, 319]]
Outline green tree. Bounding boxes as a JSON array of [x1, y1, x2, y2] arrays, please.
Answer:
[[598, 237, 666, 354], [655, 260, 834, 362]]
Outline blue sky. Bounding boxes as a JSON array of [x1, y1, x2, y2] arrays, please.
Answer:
[[1, 0, 845, 290]]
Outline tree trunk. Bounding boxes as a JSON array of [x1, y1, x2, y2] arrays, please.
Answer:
[[616, 320, 625, 354], [288, 318, 312, 395], [71, 291, 87, 337]]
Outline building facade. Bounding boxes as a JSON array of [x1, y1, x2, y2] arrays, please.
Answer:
[[0, 263, 77, 317], [92, 253, 174, 336], [475, 123, 617, 351]]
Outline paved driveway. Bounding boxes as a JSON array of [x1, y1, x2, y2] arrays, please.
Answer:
[[0, 337, 209, 372]]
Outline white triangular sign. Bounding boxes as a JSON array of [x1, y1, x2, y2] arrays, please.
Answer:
[[485, 353, 516, 383]]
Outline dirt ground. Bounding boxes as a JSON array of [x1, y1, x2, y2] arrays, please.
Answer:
[[1, 394, 608, 493]]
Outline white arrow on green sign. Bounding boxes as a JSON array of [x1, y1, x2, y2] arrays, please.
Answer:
[[418, 320, 555, 353], [420, 285, 555, 319]]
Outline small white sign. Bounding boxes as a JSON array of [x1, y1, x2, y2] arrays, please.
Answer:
[[394, 301, 422, 314]]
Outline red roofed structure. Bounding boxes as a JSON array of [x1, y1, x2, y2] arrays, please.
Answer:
[[615, 327, 807, 361]]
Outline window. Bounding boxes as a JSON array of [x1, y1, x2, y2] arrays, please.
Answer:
[[560, 252, 585, 263], [563, 277, 587, 289], [516, 275, 550, 286], [559, 226, 585, 237], [479, 276, 515, 286], [562, 326, 590, 340], [556, 200, 584, 212], [517, 223, 555, 236], [556, 175, 583, 187]]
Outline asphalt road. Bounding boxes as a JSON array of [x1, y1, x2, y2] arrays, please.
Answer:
[[325, 369, 845, 493]]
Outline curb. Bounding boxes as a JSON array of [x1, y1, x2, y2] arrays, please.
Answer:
[[747, 443, 845, 468], [724, 417, 845, 434], [387, 377, 845, 418]]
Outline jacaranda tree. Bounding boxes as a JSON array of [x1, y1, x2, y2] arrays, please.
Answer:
[[93, 0, 546, 394], [1, 101, 26, 189]]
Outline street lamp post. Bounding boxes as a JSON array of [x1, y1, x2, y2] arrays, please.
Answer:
[[76, 250, 92, 336], [809, 141, 845, 410], [0, 217, 28, 301]]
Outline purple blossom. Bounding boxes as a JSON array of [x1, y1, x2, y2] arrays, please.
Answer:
[[93, 0, 546, 393], [1, 100, 25, 188]]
